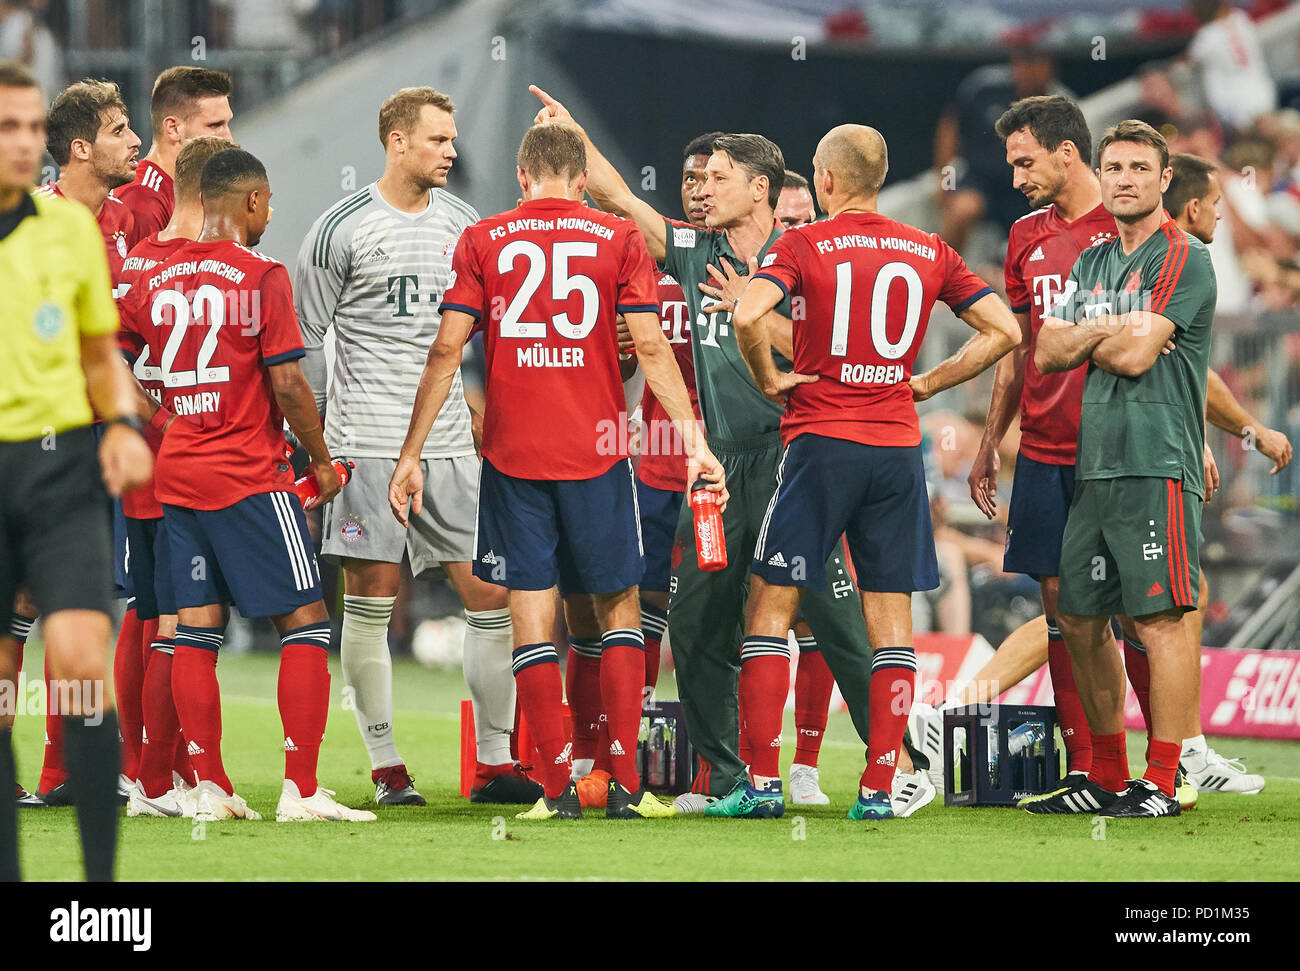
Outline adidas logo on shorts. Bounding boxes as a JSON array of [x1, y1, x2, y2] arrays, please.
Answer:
[[480, 549, 498, 565], [767, 552, 788, 568]]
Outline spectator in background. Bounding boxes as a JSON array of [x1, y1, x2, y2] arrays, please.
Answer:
[[1187, 0, 1277, 134], [775, 168, 816, 227], [934, 48, 1072, 255], [0, 1, 60, 95]]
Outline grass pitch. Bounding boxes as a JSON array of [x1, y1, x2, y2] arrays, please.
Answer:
[[12, 646, 1300, 882]]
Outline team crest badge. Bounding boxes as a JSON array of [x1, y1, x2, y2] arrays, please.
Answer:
[[340, 514, 365, 543], [32, 301, 64, 340], [115, 232, 128, 258]]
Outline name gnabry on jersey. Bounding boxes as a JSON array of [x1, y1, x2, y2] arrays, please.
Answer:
[[489, 217, 615, 240]]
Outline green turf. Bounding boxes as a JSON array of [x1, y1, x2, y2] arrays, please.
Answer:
[[11, 646, 1300, 881]]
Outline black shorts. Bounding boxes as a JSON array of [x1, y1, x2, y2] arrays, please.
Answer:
[[125, 515, 175, 620], [1003, 452, 1075, 579], [0, 425, 113, 622]]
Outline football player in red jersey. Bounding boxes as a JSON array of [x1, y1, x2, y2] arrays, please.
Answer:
[[115, 135, 235, 816], [122, 148, 374, 822], [566, 131, 713, 809], [390, 124, 726, 820], [40, 79, 139, 281], [736, 124, 1021, 819], [116, 67, 232, 246]]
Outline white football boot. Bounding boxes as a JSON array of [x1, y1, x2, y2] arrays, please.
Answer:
[[275, 780, 377, 822], [890, 767, 937, 817], [191, 780, 262, 821], [1183, 746, 1265, 794], [789, 763, 831, 805]]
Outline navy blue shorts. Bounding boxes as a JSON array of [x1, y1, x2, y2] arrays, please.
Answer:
[[636, 479, 684, 594], [475, 457, 644, 595], [1003, 452, 1075, 579], [163, 491, 322, 618], [752, 434, 939, 593], [125, 516, 175, 620]]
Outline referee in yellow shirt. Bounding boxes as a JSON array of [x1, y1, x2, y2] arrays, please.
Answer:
[[0, 62, 152, 882]]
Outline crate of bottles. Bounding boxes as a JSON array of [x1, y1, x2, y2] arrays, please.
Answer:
[[943, 704, 1062, 806]]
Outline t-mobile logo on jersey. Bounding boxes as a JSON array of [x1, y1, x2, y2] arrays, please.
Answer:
[[387, 275, 421, 317], [1031, 274, 1064, 312]]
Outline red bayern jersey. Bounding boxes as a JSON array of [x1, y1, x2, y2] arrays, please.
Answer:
[[440, 196, 661, 480], [116, 160, 175, 248], [1004, 202, 1117, 465], [115, 233, 192, 519], [121, 238, 305, 510], [636, 271, 699, 492], [755, 211, 993, 448], [37, 182, 134, 282]]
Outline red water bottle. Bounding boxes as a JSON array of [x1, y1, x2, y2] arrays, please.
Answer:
[[294, 458, 355, 504], [690, 478, 727, 571]]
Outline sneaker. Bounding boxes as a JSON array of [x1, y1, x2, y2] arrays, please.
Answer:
[[1018, 773, 1121, 814], [373, 765, 427, 806], [672, 792, 716, 814], [127, 787, 184, 818], [191, 780, 262, 822], [470, 764, 543, 805], [606, 779, 676, 819], [847, 789, 893, 820], [118, 773, 138, 805], [703, 780, 784, 819], [1183, 748, 1265, 795], [1099, 778, 1180, 818], [907, 701, 945, 791], [277, 780, 377, 822], [15, 784, 48, 809], [890, 768, 936, 818], [575, 769, 610, 809], [515, 781, 582, 820], [177, 785, 201, 820], [36, 782, 74, 807], [789, 764, 829, 806], [1175, 763, 1198, 811]]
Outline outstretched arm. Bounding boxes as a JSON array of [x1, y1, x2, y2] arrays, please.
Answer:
[[530, 84, 668, 261]]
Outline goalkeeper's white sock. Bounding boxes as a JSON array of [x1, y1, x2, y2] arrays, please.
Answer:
[[463, 608, 515, 767], [341, 595, 402, 770]]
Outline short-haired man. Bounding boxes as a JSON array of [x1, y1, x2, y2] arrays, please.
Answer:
[[737, 125, 1020, 818], [122, 148, 374, 823], [116, 66, 233, 245], [775, 169, 816, 227], [0, 60, 153, 880], [529, 86, 936, 818], [390, 124, 726, 820], [41, 78, 139, 281], [1033, 121, 1215, 817], [296, 88, 535, 806], [115, 135, 236, 816]]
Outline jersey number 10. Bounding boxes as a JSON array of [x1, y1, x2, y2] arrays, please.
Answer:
[[136, 284, 232, 388], [829, 260, 923, 360]]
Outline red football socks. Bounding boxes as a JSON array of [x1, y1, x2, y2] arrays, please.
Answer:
[[1144, 737, 1181, 797], [738, 636, 791, 781], [1088, 731, 1130, 793], [640, 601, 667, 698], [600, 628, 646, 793], [1046, 619, 1093, 774], [564, 637, 602, 764], [793, 637, 833, 768], [1123, 636, 1153, 735], [511, 643, 570, 798], [277, 624, 332, 798], [861, 647, 916, 792], [113, 608, 148, 782], [139, 638, 179, 798], [171, 626, 232, 794], [39, 652, 67, 793]]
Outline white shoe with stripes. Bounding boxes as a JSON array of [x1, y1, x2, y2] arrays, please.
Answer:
[[890, 768, 936, 817], [906, 701, 945, 791], [1183, 748, 1265, 795], [1018, 773, 1122, 814]]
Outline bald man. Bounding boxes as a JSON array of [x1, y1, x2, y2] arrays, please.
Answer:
[[735, 124, 1021, 819]]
